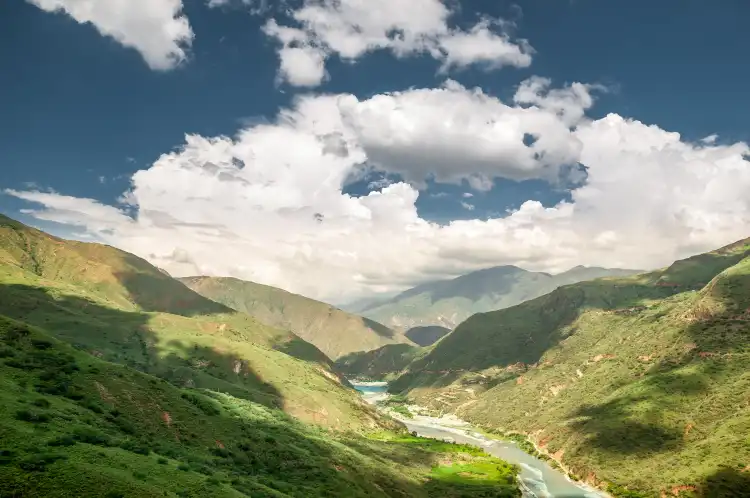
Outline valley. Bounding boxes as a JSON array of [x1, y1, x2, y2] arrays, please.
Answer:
[[0, 214, 526, 497], [383, 238, 750, 496]]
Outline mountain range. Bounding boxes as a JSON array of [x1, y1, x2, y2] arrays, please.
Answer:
[[355, 265, 642, 330], [0, 213, 522, 497], [384, 237, 750, 495], [4, 211, 750, 496], [179, 276, 413, 361]]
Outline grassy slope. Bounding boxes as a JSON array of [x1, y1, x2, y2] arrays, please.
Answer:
[[179, 276, 413, 361], [0, 215, 378, 429], [393, 239, 750, 495], [335, 344, 426, 382], [0, 315, 521, 497], [361, 265, 641, 330]]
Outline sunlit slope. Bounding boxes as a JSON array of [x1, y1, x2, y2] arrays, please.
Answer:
[[394, 238, 750, 494], [0, 214, 376, 429], [0, 315, 521, 497], [180, 276, 413, 361]]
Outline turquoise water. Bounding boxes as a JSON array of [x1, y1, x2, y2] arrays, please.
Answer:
[[351, 380, 603, 498], [352, 384, 388, 394]]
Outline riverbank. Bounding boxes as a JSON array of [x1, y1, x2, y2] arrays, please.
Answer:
[[351, 382, 608, 498]]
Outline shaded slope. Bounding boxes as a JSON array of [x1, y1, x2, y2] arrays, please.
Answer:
[[0, 315, 521, 497], [335, 344, 425, 381], [179, 276, 413, 360], [0, 215, 374, 429], [361, 265, 641, 330], [405, 326, 451, 347], [393, 238, 750, 495]]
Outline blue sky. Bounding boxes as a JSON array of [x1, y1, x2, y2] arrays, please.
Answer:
[[2, 0, 750, 301]]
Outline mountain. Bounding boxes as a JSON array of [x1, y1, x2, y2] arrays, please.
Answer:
[[404, 326, 452, 346], [360, 265, 642, 330], [390, 238, 750, 495], [0, 316, 521, 497], [0, 214, 371, 429], [179, 276, 414, 361], [334, 344, 425, 381]]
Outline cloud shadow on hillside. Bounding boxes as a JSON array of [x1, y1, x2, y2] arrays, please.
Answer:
[[362, 316, 400, 339], [564, 266, 750, 457], [392, 280, 679, 392], [0, 282, 283, 411]]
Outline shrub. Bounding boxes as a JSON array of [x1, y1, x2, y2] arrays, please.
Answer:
[[119, 439, 150, 455], [177, 463, 191, 472], [181, 391, 220, 416], [81, 400, 104, 413], [0, 450, 15, 465], [157, 457, 169, 465], [4, 325, 30, 342], [15, 409, 51, 423], [47, 435, 77, 447], [72, 427, 112, 446], [31, 339, 53, 350], [32, 398, 51, 408], [18, 452, 67, 472]]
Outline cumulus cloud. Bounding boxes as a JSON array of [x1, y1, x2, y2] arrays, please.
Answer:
[[7, 82, 750, 304], [338, 79, 597, 188], [27, 0, 193, 70], [259, 0, 532, 86]]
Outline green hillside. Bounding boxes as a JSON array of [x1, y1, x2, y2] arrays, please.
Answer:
[[0, 314, 521, 497], [391, 238, 750, 495], [361, 265, 641, 330], [335, 344, 426, 381], [0, 214, 375, 429], [179, 276, 413, 361]]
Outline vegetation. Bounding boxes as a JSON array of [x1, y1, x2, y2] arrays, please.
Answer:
[[335, 344, 425, 381], [390, 237, 750, 495], [0, 214, 522, 496], [0, 214, 380, 430], [0, 315, 521, 497], [179, 276, 413, 361], [359, 264, 641, 330], [367, 433, 520, 497]]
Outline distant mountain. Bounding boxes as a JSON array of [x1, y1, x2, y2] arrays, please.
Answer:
[[0, 213, 522, 497], [360, 265, 642, 329], [390, 237, 750, 494], [179, 276, 414, 361], [404, 325, 452, 346]]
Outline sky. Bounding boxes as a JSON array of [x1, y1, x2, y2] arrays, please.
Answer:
[[2, 0, 750, 304]]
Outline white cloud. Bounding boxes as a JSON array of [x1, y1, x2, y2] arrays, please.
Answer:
[[462, 192, 474, 198], [277, 46, 328, 87], [338, 79, 596, 188], [437, 19, 532, 72], [260, 0, 532, 86], [701, 134, 718, 144], [27, 0, 193, 70], [7, 81, 750, 304], [460, 202, 475, 211]]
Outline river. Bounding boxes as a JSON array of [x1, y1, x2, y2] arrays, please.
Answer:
[[351, 382, 605, 498]]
